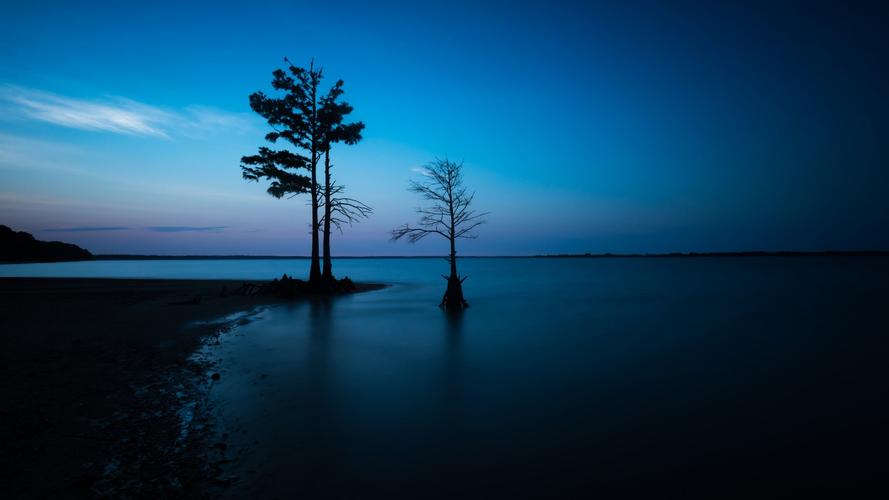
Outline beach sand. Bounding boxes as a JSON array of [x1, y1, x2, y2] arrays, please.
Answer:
[[0, 278, 379, 498]]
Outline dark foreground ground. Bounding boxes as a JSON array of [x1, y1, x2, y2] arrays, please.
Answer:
[[0, 278, 380, 499]]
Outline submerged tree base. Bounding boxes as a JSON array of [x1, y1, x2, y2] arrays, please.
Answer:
[[441, 275, 470, 311]]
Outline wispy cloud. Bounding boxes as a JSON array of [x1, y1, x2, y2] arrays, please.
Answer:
[[0, 85, 253, 139], [178, 106, 255, 138], [2, 86, 170, 137], [42, 226, 130, 232], [146, 226, 228, 232]]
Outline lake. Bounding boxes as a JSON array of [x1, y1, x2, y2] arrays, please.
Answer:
[[3, 257, 888, 496]]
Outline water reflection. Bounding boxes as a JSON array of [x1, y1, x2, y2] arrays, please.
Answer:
[[205, 258, 889, 497], [303, 298, 340, 489], [441, 308, 465, 437], [443, 308, 463, 345]]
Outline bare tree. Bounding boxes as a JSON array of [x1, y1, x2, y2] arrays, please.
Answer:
[[320, 180, 373, 234], [391, 158, 487, 310]]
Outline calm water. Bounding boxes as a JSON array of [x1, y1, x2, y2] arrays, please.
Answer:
[[4, 257, 889, 495]]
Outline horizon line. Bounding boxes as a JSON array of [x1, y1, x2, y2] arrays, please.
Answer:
[[89, 250, 889, 260]]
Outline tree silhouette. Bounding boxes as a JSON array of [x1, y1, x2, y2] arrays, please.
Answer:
[[392, 159, 487, 310], [318, 79, 368, 284], [241, 58, 324, 286]]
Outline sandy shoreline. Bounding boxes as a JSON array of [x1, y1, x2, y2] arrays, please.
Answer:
[[0, 277, 382, 498]]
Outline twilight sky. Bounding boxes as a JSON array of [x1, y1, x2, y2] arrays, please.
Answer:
[[1, 0, 887, 255]]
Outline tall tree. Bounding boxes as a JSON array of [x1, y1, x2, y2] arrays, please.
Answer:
[[318, 80, 367, 284], [240, 58, 324, 285], [391, 159, 487, 310]]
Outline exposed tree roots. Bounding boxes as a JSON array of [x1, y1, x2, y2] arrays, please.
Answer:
[[441, 274, 469, 311]]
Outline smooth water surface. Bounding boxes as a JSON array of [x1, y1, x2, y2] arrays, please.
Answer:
[[200, 258, 885, 497], [4, 257, 888, 495]]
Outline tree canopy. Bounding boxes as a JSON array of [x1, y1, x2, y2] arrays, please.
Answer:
[[240, 59, 324, 200]]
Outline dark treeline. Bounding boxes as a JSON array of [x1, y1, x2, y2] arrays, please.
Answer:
[[0, 225, 92, 263]]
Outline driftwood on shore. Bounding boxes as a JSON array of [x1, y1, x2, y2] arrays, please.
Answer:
[[221, 274, 358, 299], [163, 275, 363, 308]]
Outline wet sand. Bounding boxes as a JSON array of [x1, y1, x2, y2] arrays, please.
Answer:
[[0, 278, 381, 499]]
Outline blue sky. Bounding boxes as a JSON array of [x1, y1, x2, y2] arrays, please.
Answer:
[[1, 0, 887, 255]]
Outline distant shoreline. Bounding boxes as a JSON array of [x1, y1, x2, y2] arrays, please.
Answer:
[[2, 251, 886, 265], [79, 251, 889, 261]]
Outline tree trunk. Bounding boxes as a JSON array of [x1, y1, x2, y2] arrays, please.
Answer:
[[309, 169, 321, 285], [441, 181, 468, 310], [321, 148, 334, 284], [441, 237, 468, 310], [449, 236, 457, 279], [308, 85, 321, 287]]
